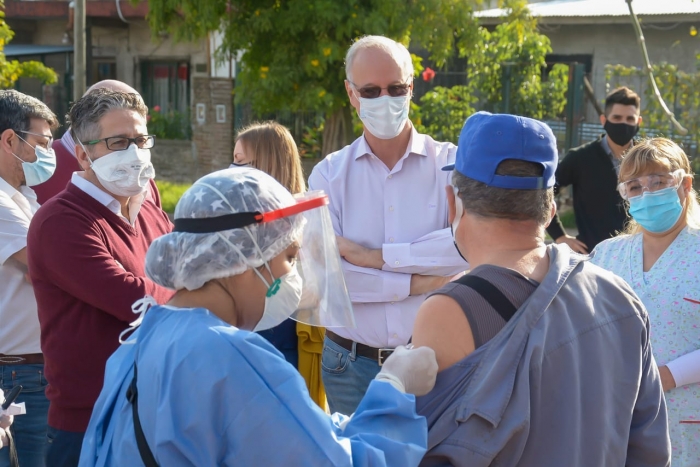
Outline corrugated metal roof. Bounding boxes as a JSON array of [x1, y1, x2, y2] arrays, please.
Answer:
[[4, 44, 74, 57], [477, 0, 700, 19]]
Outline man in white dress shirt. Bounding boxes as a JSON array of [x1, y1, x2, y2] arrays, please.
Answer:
[[0, 90, 58, 467], [309, 35, 469, 415]]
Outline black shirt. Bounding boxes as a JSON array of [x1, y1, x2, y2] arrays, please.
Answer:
[[546, 136, 629, 249]]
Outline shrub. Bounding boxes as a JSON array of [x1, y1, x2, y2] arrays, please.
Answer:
[[156, 180, 191, 214], [148, 106, 192, 140]]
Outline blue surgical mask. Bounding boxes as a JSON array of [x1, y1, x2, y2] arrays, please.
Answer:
[[628, 186, 683, 233], [13, 135, 57, 186]]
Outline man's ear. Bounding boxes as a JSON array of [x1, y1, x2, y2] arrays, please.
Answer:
[[637, 115, 643, 127], [0, 128, 17, 155], [599, 114, 607, 127], [74, 141, 92, 171], [446, 185, 456, 224], [345, 80, 360, 113]]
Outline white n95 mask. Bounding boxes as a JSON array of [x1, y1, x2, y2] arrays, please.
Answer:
[[357, 94, 410, 140], [82, 142, 155, 197], [252, 266, 303, 332]]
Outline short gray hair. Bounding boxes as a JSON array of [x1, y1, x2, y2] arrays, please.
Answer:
[[67, 88, 147, 146], [345, 35, 413, 82], [453, 160, 554, 225], [0, 89, 58, 135]]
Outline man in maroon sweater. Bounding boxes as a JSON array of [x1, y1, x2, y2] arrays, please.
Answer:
[[27, 89, 174, 467], [32, 80, 155, 206]]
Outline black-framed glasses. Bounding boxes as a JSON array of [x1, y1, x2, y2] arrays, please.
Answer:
[[81, 135, 156, 151], [348, 80, 412, 99]]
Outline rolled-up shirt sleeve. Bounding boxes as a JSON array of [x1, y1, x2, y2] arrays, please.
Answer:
[[382, 228, 468, 276], [666, 348, 700, 388], [343, 261, 411, 304], [0, 196, 29, 265]]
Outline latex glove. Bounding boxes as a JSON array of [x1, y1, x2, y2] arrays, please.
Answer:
[[0, 415, 13, 450], [375, 345, 438, 396]]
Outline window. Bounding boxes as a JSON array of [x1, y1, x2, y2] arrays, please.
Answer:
[[140, 61, 189, 113]]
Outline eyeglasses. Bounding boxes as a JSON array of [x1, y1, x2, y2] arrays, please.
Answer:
[[81, 135, 156, 151], [349, 80, 412, 99], [17, 130, 53, 148], [617, 169, 685, 200]]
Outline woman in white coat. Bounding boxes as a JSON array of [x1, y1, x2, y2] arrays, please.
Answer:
[[592, 138, 700, 466]]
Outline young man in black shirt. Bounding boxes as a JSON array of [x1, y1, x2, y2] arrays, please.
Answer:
[[547, 86, 642, 252]]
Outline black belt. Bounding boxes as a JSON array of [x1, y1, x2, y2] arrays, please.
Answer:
[[0, 353, 44, 365], [326, 331, 394, 366]]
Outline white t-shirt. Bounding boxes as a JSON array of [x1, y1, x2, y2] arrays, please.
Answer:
[[0, 176, 41, 355]]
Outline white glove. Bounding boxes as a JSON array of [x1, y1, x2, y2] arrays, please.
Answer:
[[375, 345, 438, 396], [0, 415, 13, 450]]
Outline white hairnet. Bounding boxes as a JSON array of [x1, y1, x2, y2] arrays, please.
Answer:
[[145, 167, 304, 291]]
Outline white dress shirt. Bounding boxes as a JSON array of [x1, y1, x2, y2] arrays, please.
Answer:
[[71, 172, 147, 225], [309, 128, 469, 348], [0, 176, 41, 354]]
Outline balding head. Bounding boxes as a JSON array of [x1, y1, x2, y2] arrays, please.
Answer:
[[86, 80, 139, 96]]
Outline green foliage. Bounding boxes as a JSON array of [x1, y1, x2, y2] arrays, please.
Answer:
[[147, 0, 483, 118], [606, 63, 700, 139], [148, 106, 192, 140], [155, 180, 191, 214], [299, 118, 323, 158], [414, 86, 476, 143], [415, 0, 569, 143], [0, 1, 57, 88]]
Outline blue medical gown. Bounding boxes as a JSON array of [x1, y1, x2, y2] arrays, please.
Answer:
[[78, 305, 428, 466]]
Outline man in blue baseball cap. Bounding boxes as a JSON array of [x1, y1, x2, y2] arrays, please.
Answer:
[[410, 112, 670, 466]]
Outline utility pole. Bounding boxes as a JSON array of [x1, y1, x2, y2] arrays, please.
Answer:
[[73, 0, 86, 99]]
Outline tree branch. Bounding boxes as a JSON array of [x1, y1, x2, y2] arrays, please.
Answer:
[[626, 0, 688, 135]]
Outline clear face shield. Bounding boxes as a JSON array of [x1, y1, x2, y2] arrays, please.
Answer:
[[290, 191, 355, 328], [172, 189, 356, 329]]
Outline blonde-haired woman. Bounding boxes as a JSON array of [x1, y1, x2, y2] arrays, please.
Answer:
[[592, 138, 700, 465], [232, 121, 325, 408]]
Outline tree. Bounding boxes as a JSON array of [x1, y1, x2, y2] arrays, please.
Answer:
[[147, 0, 484, 155], [0, 0, 57, 88], [415, 0, 569, 143]]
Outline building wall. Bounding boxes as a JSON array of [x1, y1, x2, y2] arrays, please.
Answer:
[[545, 22, 698, 121], [150, 139, 199, 183], [192, 77, 233, 176]]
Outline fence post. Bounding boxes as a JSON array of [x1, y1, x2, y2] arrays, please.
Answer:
[[564, 63, 585, 150]]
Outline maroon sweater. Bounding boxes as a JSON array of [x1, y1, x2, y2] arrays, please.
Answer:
[[27, 182, 174, 432]]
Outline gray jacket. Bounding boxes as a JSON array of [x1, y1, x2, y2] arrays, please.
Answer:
[[417, 244, 670, 466]]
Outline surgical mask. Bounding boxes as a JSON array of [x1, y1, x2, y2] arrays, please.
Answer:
[[628, 186, 683, 233], [252, 265, 303, 332], [13, 136, 56, 186], [451, 186, 468, 262], [604, 120, 639, 146], [80, 141, 155, 197], [357, 94, 410, 140]]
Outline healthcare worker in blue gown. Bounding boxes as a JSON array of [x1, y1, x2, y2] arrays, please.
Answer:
[[78, 167, 438, 467]]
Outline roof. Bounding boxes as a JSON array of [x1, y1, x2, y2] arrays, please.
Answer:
[[476, 0, 700, 24], [4, 44, 74, 57]]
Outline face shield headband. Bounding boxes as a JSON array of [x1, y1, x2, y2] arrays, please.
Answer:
[[173, 191, 356, 329]]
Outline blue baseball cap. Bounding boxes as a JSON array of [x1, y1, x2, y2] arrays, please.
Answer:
[[442, 111, 558, 190]]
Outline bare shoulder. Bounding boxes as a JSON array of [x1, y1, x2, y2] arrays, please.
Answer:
[[412, 293, 475, 371]]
